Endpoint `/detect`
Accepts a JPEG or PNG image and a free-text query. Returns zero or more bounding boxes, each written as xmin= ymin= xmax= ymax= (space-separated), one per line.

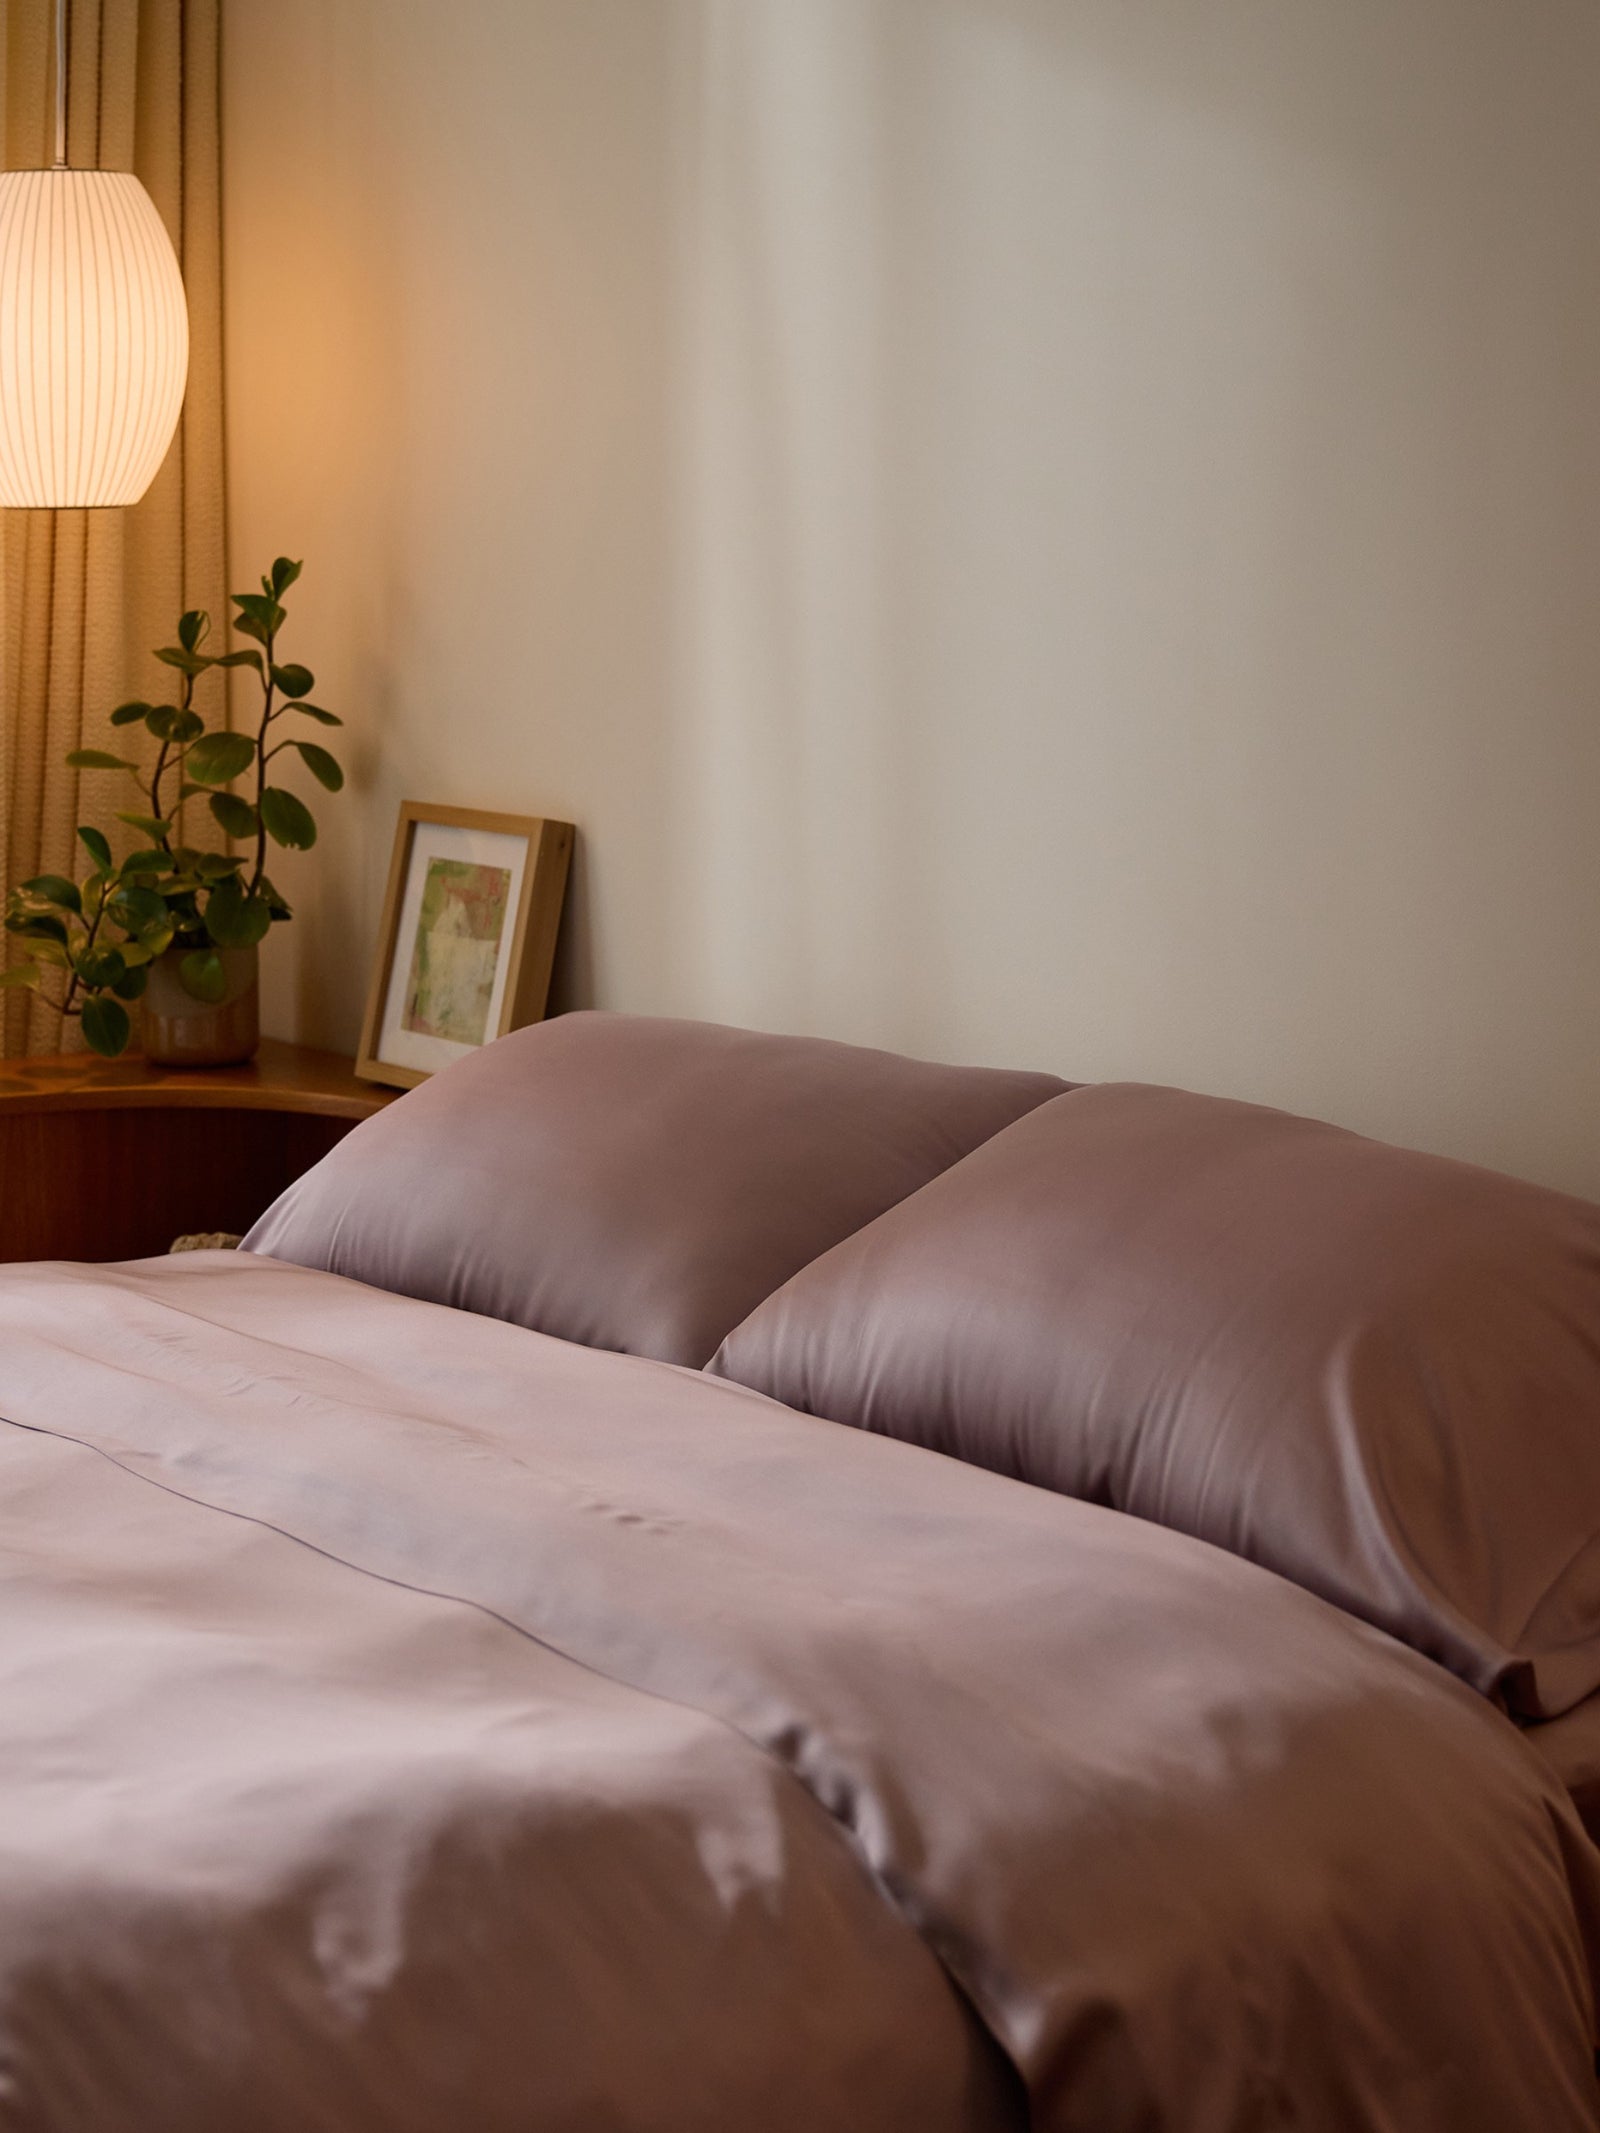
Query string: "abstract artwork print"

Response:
xmin=401 ymin=859 xmax=512 ymax=1045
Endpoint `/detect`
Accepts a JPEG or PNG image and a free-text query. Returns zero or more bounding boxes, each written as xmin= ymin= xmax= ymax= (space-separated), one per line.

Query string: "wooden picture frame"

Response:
xmin=355 ymin=802 xmax=574 ymax=1091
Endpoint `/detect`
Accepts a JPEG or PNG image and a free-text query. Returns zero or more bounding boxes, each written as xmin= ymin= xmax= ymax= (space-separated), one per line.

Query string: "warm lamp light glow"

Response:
xmin=0 ymin=168 xmax=188 ymax=509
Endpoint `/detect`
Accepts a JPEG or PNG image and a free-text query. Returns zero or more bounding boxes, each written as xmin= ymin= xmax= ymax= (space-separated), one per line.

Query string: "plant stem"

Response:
xmin=147 ymin=670 xmax=195 ymax=848
xmin=248 ymin=632 xmax=277 ymax=900
xmin=147 ymin=737 xmax=172 ymax=841
xmin=60 ymin=883 xmax=107 ymax=1019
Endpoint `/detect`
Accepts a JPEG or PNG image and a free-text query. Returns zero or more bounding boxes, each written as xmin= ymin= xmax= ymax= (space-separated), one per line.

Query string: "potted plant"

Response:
xmin=1 ymin=557 xmax=342 ymax=1063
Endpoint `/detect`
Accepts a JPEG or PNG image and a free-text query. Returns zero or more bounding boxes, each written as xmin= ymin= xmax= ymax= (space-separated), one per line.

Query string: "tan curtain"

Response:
xmin=0 ymin=0 xmax=224 ymax=1056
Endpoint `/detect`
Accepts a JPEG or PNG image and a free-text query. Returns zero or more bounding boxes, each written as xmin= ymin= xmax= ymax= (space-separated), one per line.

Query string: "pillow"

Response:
xmin=710 ymin=1082 xmax=1600 ymax=1719
xmin=243 ymin=1012 xmax=1066 ymax=1368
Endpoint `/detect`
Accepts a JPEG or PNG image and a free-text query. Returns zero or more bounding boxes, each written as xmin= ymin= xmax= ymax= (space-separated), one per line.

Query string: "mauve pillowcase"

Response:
xmin=710 ymin=1082 xmax=1600 ymax=1719
xmin=244 ymin=1012 xmax=1066 ymax=1369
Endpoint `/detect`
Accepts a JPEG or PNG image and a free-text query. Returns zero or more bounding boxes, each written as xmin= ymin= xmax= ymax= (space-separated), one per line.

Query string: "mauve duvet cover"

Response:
xmin=1 ymin=1254 xmax=1598 ymax=2133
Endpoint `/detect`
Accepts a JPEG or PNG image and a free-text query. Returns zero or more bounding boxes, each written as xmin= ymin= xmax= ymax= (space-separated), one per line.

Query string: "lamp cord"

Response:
xmin=52 ymin=0 xmax=67 ymax=168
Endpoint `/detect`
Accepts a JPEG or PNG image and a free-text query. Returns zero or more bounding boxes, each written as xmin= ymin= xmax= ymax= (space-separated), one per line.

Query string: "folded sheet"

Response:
xmin=1 ymin=1254 xmax=1597 ymax=2132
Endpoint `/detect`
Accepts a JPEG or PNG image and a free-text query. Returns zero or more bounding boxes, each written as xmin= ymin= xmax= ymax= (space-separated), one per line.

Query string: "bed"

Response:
xmin=2 ymin=1012 xmax=1598 ymax=2132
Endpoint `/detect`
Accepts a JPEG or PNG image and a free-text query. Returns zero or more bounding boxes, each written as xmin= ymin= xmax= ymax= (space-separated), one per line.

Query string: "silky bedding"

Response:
xmin=713 ymin=1081 xmax=1600 ymax=1719
xmin=1533 ymin=1692 xmax=1600 ymax=1849
xmin=5 ymin=1013 xmax=1600 ymax=2132
xmin=2 ymin=1252 xmax=1599 ymax=2132
xmin=244 ymin=1011 xmax=1067 ymax=1365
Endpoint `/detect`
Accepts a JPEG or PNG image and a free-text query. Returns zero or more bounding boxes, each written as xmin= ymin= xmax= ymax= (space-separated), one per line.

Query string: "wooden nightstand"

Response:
xmin=0 ymin=1038 xmax=398 ymax=1264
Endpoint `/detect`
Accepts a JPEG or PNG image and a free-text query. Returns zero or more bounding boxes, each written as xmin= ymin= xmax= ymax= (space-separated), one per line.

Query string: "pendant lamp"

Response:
xmin=0 ymin=0 xmax=188 ymax=508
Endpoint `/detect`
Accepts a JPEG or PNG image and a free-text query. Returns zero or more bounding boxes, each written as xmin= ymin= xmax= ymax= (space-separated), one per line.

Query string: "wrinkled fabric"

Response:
xmin=2 ymin=1254 xmax=1598 ymax=2130
xmin=0 ymin=1310 xmax=1014 ymax=2131
xmin=1531 ymin=1692 xmax=1600 ymax=1849
xmin=714 ymin=1081 xmax=1600 ymax=1719
xmin=244 ymin=1011 xmax=1066 ymax=1365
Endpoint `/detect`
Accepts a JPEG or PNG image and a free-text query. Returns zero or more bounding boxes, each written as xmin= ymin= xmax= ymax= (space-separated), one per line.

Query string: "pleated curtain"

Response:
xmin=0 ymin=0 xmax=224 ymax=1056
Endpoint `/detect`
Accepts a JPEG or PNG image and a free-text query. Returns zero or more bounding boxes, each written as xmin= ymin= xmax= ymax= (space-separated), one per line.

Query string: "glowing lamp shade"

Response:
xmin=0 ymin=168 xmax=188 ymax=509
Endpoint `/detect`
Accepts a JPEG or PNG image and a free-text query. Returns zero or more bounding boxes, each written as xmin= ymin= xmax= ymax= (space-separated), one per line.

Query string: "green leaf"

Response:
xmin=258 ymin=875 xmax=294 ymax=921
xmin=109 ymin=700 xmax=152 ymax=727
xmin=75 ymin=944 xmax=127 ymax=990
xmin=290 ymin=740 xmax=343 ymax=792
xmin=214 ymin=649 xmax=264 ymax=673
xmin=13 ymin=913 xmax=68 ymax=946
xmin=209 ymin=792 xmax=259 ymax=839
xmin=112 ymin=964 xmax=149 ymax=1002
xmin=233 ymin=612 xmax=270 ymax=647
xmin=166 ymin=708 xmax=206 ymax=746
xmin=134 ymin=921 xmax=175 ymax=960
xmin=185 ymin=731 xmax=258 ymax=787
xmin=232 ymin=592 xmax=286 ymax=636
xmin=288 ymin=702 xmax=342 ymax=727
xmin=77 ymin=826 xmax=113 ymax=872
xmin=259 ymin=786 xmax=317 ymax=850
xmin=197 ymin=852 xmax=244 ymax=880
xmin=115 ymin=812 xmax=173 ymax=840
xmin=118 ymin=849 xmax=170 ymax=879
xmin=270 ymin=662 xmax=315 ymax=699
xmin=204 ymin=873 xmax=273 ymax=949
xmin=269 ymin=557 xmax=303 ymax=596
xmin=154 ymin=647 xmax=210 ymax=676
xmin=178 ymin=949 xmax=228 ymax=1003
xmin=0 ymin=961 xmax=41 ymax=990
xmin=19 ymin=874 xmax=81 ymax=914
xmin=108 ymin=883 xmax=170 ymax=931
xmin=67 ymin=749 xmax=137 ymax=772
xmin=80 ymin=994 xmax=131 ymax=1058
xmin=177 ymin=609 xmax=211 ymax=654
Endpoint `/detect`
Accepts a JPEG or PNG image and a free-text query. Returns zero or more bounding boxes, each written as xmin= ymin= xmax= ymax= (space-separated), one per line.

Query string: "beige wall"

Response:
xmin=221 ymin=0 xmax=1600 ymax=1195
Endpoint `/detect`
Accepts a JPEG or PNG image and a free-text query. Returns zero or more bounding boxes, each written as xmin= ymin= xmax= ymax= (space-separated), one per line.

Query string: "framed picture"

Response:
xmin=356 ymin=802 xmax=574 ymax=1090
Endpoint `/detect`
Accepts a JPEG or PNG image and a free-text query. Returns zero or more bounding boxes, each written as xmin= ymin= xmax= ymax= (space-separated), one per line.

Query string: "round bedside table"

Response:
xmin=0 ymin=1037 xmax=397 ymax=1263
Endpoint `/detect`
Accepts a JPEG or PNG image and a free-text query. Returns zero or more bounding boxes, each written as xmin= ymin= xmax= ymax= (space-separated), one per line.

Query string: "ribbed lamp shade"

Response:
xmin=0 ymin=168 xmax=188 ymax=508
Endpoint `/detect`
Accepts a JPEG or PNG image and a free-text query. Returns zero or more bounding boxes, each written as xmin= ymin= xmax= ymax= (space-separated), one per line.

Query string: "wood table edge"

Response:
xmin=0 ymin=1038 xmax=398 ymax=1122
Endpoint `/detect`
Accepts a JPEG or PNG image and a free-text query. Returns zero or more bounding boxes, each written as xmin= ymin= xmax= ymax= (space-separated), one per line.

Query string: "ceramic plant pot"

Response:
xmin=141 ymin=944 xmax=260 ymax=1068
